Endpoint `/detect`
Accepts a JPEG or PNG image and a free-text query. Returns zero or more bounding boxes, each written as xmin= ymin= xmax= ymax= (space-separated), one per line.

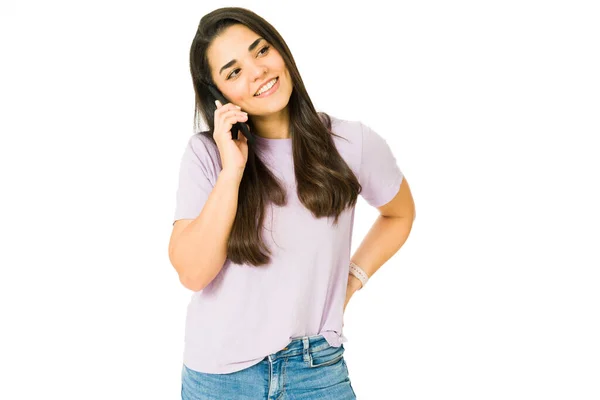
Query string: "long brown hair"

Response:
xmin=189 ymin=7 xmax=362 ymax=266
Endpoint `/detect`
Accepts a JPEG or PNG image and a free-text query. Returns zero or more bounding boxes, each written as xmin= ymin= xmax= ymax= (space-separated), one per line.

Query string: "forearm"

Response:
xmin=171 ymin=170 xmax=243 ymax=291
xmin=349 ymin=215 xmax=414 ymax=290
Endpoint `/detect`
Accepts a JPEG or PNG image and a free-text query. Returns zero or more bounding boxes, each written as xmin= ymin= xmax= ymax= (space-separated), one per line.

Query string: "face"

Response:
xmin=207 ymin=24 xmax=293 ymax=117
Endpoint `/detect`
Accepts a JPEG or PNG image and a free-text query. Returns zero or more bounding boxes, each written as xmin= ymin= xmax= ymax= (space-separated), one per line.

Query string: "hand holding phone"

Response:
xmin=210 ymin=87 xmax=251 ymax=175
xmin=208 ymin=84 xmax=256 ymax=145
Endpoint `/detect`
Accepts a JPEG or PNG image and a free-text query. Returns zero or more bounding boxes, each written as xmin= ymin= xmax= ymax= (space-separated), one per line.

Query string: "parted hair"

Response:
xmin=189 ymin=7 xmax=362 ymax=266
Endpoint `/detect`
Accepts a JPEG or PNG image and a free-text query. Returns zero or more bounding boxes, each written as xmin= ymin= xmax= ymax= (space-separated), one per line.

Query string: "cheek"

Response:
xmin=269 ymin=50 xmax=285 ymax=70
xmin=226 ymin=87 xmax=247 ymax=103
xmin=284 ymin=69 xmax=293 ymax=88
xmin=233 ymin=94 xmax=246 ymax=103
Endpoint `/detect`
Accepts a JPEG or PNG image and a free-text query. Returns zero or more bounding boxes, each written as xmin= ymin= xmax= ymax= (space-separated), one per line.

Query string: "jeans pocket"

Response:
xmin=308 ymin=344 xmax=345 ymax=368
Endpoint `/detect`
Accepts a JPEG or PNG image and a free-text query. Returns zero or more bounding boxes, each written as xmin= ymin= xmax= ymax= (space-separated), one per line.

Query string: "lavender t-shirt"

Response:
xmin=173 ymin=115 xmax=403 ymax=374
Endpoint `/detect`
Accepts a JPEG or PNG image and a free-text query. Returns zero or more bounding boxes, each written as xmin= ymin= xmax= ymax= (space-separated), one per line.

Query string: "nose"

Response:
xmin=250 ymin=62 xmax=268 ymax=82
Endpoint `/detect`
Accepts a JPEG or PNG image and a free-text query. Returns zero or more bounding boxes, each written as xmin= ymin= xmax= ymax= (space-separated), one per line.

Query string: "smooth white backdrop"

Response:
xmin=1 ymin=0 xmax=599 ymax=399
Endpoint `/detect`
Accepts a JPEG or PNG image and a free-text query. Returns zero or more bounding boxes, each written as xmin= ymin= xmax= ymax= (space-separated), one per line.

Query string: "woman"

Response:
xmin=169 ymin=6 xmax=416 ymax=399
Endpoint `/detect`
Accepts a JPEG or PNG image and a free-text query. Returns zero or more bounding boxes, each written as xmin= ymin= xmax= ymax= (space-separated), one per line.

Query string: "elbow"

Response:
xmin=169 ymin=247 xmax=223 ymax=292
xmin=170 ymin=252 xmax=207 ymax=292
xmin=179 ymin=274 xmax=206 ymax=292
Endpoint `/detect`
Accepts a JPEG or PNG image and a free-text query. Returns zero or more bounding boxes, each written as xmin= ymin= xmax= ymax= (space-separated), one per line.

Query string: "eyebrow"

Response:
xmin=219 ymin=37 xmax=265 ymax=76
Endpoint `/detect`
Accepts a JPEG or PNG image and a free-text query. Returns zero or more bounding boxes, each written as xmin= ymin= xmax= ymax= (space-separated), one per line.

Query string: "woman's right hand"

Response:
xmin=213 ymin=100 xmax=250 ymax=177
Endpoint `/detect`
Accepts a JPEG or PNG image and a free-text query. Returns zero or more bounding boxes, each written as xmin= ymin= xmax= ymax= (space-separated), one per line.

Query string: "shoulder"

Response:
xmin=186 ymin=131 xmax=221 ymax=163
xmin=323 ymin=113 xmax=364 ymax=144
xmin=330 ymin=116 xmax=391 ymax=149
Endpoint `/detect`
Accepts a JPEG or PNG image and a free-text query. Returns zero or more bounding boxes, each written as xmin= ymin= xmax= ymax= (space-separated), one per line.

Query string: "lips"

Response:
xmin=254 ymin=77 xmax=278 ymax=96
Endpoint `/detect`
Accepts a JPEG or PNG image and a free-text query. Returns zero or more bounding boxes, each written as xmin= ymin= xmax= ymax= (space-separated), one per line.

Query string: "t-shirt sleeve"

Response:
xmin=172 ymin=135 xmax=218 ymax=225
xmin=359 ymin=121 xmax=404 ymax=208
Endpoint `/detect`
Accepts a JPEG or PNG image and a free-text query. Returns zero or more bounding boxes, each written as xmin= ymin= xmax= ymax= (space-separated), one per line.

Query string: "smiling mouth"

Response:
xmin=254 ymin=77 xmax=279 ymax=96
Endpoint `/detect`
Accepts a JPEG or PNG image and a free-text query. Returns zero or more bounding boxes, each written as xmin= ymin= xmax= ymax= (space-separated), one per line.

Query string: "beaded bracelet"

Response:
xmin=349 ymin=261 xmax=369 ymax=290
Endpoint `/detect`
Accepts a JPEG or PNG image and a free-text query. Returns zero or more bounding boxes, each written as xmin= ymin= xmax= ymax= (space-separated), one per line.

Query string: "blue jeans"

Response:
xmin=181 ymin=334 xmax=357 ymax=399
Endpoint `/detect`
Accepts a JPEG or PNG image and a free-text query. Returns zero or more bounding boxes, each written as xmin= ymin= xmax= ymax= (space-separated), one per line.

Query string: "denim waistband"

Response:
xmin=267 ymin=334 xmax=334 ymax=362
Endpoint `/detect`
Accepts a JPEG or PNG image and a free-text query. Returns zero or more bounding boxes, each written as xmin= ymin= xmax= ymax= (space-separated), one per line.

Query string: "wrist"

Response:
xmin=347 ymin=274 xmax=363 ymax=292
xmin=219 ymin=168 xmax=244 ymax=182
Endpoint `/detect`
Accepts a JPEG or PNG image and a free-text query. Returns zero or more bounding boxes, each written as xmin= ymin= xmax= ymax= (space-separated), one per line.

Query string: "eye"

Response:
xmin=258 ymin=45 xmax=270 ymax=56
xmin=226 ymin=45 xmax=271 ymax=80
xmin=227 ymin=69 xmax=240 ymax=80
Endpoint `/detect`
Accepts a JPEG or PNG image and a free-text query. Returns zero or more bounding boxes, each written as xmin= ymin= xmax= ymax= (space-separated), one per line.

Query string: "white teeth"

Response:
xmin=255 ymin=78 xmax=277 ymax=96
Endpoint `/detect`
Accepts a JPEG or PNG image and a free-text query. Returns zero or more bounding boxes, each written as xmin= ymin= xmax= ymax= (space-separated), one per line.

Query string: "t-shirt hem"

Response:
xmin=183 ymin=330 xmax=348 ymax=374
xmin=183 ymin=355 xmax=265 ymax=375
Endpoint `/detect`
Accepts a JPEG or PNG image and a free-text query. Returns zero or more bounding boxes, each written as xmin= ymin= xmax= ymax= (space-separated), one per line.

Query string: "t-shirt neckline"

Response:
xmin=254 ymin=134 xmax=292 ymax=152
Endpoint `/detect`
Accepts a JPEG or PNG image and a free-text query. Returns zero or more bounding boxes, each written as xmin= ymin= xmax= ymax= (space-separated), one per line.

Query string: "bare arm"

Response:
xmin=169 ymin=169 xmax=243 ymax=291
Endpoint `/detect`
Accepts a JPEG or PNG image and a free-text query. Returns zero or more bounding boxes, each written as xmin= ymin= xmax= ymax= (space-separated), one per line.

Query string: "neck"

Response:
xmin=250 ymin=107 xmax=290 ymax=139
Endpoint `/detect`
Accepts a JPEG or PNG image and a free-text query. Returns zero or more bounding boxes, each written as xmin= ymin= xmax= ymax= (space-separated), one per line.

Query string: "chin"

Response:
xmin=252 ymin=96 xmax=291 ymax=116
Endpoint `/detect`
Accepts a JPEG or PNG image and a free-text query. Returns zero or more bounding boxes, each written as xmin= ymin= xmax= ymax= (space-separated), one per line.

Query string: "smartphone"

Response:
xmin=207 ymin=84 xmax=256 ymax=145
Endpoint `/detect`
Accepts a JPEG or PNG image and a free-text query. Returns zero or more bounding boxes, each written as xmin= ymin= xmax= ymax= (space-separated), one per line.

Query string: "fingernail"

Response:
xmin=235 ymin=105 xmax=241 ymax=109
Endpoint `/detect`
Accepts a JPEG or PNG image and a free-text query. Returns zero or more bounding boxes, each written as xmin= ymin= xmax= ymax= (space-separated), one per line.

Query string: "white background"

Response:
xmin=1 ymin=0 xmax=599 ymax=399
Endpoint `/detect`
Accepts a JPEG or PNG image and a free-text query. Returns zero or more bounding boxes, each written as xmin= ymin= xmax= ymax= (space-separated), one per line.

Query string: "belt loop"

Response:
xmin=302 ymin=337 xmax=310 ymax=362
